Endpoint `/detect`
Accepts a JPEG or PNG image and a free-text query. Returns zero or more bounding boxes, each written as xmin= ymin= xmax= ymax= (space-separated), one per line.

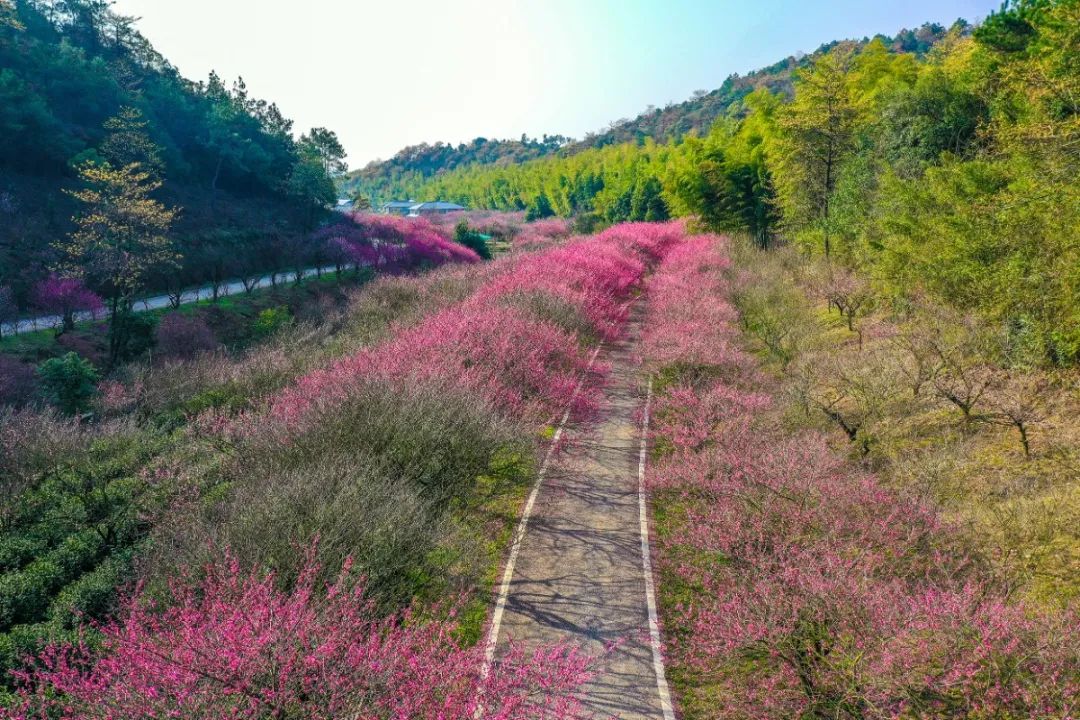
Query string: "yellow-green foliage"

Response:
xmin=729 ymin=237 xmax=1080 ymax=606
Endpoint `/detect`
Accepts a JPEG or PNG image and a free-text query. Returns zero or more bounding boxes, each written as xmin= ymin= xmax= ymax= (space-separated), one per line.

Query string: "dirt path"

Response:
xmin=484 ymin=309 xmax=675 ymax=719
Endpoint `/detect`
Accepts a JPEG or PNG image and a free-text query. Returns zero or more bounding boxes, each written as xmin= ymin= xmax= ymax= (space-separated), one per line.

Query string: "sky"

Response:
xmin=110 ymin=0 xmax=1001 ymax=168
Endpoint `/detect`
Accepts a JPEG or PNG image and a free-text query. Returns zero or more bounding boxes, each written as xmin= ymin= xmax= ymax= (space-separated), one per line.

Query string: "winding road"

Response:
xmin=483 ymin=308 xmax=676 ymax=719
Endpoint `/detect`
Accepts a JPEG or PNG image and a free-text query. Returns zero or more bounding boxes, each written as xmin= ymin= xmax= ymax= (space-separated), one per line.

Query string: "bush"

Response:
xmin=111 ymin=310 xmax=157 ymax=362
xmin=453 ymin=221 xmax=492 ymax=260
xmin=155 ymin=312 xmax=218 ymax=359
xmin=37 ymin=352 xmax=99 ymax=415
xmin=252 ymin=306 xmax=291 ymax=339
xmin=0 ymin=535 xmax=49 ymax=574
xmin=0 ymin=356 xmax=35 ymax=407
xmin=48 ymin=549 xmax=135 ymax=629
xmin=214 ymin=380 xmax=526 ymax=606
xmin=0 ymin=530 xmax=106 ymax=629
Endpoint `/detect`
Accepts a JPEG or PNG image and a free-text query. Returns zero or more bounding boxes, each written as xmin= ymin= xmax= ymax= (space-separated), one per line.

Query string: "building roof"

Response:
xmin=409 ymin=201 xmax=466 ymax=211
xmin=382 ymin=200 xmax=416 ymax=208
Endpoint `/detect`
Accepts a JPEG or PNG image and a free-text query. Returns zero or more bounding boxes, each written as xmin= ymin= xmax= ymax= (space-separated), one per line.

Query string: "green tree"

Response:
xmin=38 ymin=352 xmax=99 ymax=415
xmin=60 ymin=162 xmax=177 ymax=365
xmin=453 ymin=220 xmax=491 ymax=259
xmin=667 ymin=90 xmax=780 ymax=246
xmin=630 ymin=176 xmax=669 ymax=221
xmin=525 ymin=192 xmax=555 ymax=221
xmin=772 ymin=45 xmax=858 ymax=256
xmin=287 ymin=127 xmax=344 ymax=232
xmin=300 ymin=127 xmax=348 ymax=177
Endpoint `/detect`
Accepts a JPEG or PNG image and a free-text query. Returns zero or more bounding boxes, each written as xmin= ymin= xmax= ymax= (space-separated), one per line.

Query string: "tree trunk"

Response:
xmin=1017 ymin=422 xmax=1031 ymax=458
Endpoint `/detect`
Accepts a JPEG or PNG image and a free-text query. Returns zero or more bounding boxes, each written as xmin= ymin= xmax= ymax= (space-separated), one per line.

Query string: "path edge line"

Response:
xmin=639 ymin=376 xmax=677 ymax=720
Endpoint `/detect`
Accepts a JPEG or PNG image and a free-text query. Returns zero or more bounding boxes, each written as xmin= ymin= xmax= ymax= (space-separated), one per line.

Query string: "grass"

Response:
xmin=436 ymin=448 xmax=535 ymax=645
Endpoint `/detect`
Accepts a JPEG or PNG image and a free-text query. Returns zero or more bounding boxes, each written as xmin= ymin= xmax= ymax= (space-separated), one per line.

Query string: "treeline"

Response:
xmin=0 ymin=0 xmax=344 ymax=314
xmin=350 ymin=20 xmax=958 ymax=209
xmin=340 ymin=134 xmax=571 ymax=207
xmin=409 ymin=1 xmax=1079 ymax=364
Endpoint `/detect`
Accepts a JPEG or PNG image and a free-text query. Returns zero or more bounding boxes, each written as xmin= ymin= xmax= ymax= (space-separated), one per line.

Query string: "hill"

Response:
xmin=568 ymin=21 xmax=960 ymax=153
xmin=339 ymin=134 xmax=571 ymax=207
xmin=406 ymin=4 xmax=1079 ymax=364
xmin=0 ymin=0 xmax=342 ymax=311
xmin=343 ymin=21 xmax=963 ymax=206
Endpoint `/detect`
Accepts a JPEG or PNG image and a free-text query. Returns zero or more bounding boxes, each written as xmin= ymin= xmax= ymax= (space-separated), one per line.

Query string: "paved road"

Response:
xmin=485 ymin=309 xmax=675 ymax=719
xmin=1 ymin=265 xmax=340 ymax=336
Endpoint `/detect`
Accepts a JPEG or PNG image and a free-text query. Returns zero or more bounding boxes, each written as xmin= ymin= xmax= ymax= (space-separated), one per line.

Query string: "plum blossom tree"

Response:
xmin=3 ymin=551 xmax=594 ymax=720
xmin=31 ymin=276 xmax=103 ymax=333
xmin=641 ymin=233 xmax=1080 ymax=719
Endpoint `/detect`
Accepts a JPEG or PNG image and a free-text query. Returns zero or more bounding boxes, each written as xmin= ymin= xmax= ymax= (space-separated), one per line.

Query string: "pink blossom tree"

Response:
xmin=4 ymin=552 xmax=594 ymax=720
xmin=640 ymin=234 xmax=1080 ymax=719
xmin=31 ymin=276 xmax=104 ymax=333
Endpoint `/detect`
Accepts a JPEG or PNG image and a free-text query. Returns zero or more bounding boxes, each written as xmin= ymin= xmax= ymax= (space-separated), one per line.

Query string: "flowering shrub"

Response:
xmin=314 ymin=213 xmax=481 ymax=273
xmin=642 ymin=235 xmax=1080 ymax=718
xmin=269 ymin=221 xmax=686 ymax=433
xmin=2 ymin=552 xmax=593 ymax=720
xmin=270 ymin=305 xmax=600 ymax=431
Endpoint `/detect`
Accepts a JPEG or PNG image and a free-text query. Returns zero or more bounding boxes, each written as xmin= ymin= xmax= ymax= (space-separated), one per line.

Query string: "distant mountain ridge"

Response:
xmin=342 ymin=20 xmax=964 ymax=205
xmin=339 ymin=135 xmax=571 ymax=206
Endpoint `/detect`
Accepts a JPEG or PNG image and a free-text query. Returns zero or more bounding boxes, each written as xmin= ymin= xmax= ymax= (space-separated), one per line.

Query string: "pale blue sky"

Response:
xmin=111 ymin=0 xmax=1000 ymax=167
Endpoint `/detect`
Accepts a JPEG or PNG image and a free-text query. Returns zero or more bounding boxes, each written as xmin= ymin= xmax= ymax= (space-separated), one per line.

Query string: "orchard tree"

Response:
xmin=31 ymin=275 xmax=103 ymax=333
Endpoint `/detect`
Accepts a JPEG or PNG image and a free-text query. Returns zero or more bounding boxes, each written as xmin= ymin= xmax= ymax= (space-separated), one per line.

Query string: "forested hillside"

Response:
xmin=345 ymin=21 xmax=960 ymax=208
xmin=0 ymin=0 xmax=343 ymax=312
xmin=406 ymin=1 xmax=1079 ymax=364
xmin=568 ymin=21 xmax=961 ymax=153
xmin=339 ymin=135 xmax=571 ymax=207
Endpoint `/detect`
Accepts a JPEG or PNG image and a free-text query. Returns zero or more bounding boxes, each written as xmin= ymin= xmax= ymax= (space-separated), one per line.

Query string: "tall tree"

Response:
xmin=100 ymin=105 xmax=164 ymax=177
xmin=299 ymin=127 xmax=348 ymax=177
xmin=60 ymin=162 xmax=177 ymax=363
xmin=288 ymin=132 xmax=338 ymax=233
xmin=772 ymin=45 xmax=858 ymax=257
